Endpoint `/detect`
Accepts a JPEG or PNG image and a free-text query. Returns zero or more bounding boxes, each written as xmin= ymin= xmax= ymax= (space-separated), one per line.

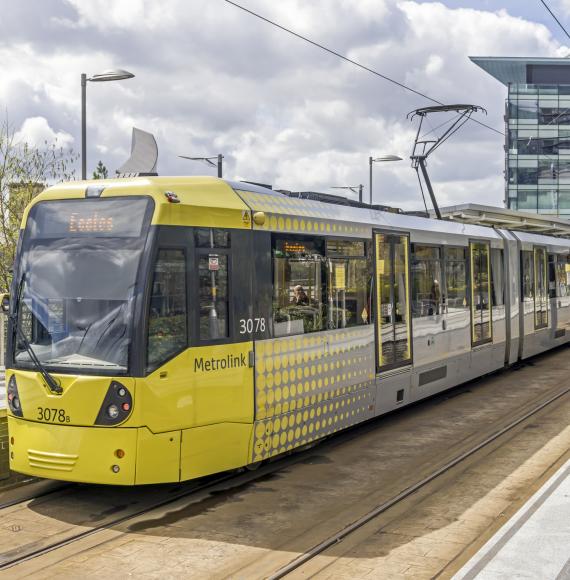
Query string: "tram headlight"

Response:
xmin=94 ymin=381 xmax=133 ymax=426
xmin=107 ymin=404 xmax=120 ymax=419
xmin=7 ymin=375 xmax=23 ymax=418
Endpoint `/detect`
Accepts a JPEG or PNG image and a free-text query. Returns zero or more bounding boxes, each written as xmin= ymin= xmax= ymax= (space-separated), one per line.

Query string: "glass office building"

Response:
xmin=471 ymin=57 xmax=570 ymax=216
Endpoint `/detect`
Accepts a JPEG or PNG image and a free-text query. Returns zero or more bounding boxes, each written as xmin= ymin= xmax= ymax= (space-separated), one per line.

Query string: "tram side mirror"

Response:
xmin=0 ymin=293 xmax=10 ymax=314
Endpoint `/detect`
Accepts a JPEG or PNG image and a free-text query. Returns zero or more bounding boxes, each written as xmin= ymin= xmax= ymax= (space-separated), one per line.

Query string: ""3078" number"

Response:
xmin=37 ymin=407 xmax=70 ymax=423
xmin=239 ymin=317 xmax=266 ymax=334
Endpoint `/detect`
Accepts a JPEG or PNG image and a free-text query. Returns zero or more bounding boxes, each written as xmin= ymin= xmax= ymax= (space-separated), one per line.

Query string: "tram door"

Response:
xmin=374 ymin=232 xmax=412 ymax=371
xmin=470 ymin=241 xmax=492 ymax=346
xmin=550 ymin=253 xmax=570 ymax=334
xmin=534 ymin=247 xmax=548 ymax=329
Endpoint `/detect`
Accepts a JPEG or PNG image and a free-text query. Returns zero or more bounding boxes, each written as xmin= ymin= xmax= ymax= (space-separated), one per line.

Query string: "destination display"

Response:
xmin=28 ymin=197 xmax=152 ymax=239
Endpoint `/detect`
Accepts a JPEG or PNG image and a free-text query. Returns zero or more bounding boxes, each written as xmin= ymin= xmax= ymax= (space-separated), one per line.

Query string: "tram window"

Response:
xmin=198 ymin=254 xmax=229 ymax=340
xmin=147 ymin=249 xmax=187 ymax=370
xmin=411 ymin=246 xmax=442 ymax=317
xmin=521 ymin=251 xmax=534 ymax=301
xmin=195 ymin=228 xmax=230 ymax=248
xmin=445 ymin=247 xmax=468 ymax=312
xmin=558 ymin=256 xmax=570 ymax=296
xmin=326 ymin=239 xmax=365 ymax=257
xmin=549 ymin=254 xmax=557 ymax=299
xmin=534 ymin=247 xmax=548 ymax=329
xmin=273 ymin=237 xmax=325 ymax=336
xmin=490 ymin=249 xmax=505 ymax=306
xmin=470 ymin=242 xmax=492 ymax=345
xmin=375 ymin=233 xmax=411 ymax=369
xmin=326 ymin=250 xmax=372 ymax=329
xmin=556 ymin=255 xmax=570 ymax=296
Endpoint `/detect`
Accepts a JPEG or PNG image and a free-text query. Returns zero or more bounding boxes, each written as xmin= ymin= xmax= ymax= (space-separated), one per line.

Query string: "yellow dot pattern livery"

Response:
xmin=236 ymin=190 xmax=372 ymax=238
xmin=251 ymin=326 xmax=376 ymax=463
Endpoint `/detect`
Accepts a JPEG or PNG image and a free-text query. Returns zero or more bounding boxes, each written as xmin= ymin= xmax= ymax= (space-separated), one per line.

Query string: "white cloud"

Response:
xmin=425 ymin=55 xmax=444 ymax=76
xmin=62 ymin=0 xmax=175 ymax=31
xmin=0 ymin=1 xmax=567 ymax=209
xmin=14 ymin=117 xmax=74 ymax=148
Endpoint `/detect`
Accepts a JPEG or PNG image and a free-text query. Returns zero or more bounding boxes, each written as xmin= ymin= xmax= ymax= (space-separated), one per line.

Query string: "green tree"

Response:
xmin=0 ymin=117 xmax=77 ymax=291
xmin=92 ymin=160 xmax=108 ymax=180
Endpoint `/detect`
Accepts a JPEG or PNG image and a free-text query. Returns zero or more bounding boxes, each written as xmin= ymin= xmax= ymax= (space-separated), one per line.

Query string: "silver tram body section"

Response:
xmin=230 ymin=184 xmax=570 ymax=462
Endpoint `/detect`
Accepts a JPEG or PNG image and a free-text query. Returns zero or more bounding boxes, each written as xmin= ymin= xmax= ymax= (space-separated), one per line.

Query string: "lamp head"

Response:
xmin=88 ymin=69 xmax=135 ymax=82
xmin=372 ymin=155 xmax=403 ymax=162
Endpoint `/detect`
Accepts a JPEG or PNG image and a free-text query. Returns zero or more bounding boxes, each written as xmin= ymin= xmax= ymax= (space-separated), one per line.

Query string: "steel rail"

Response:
xmin=0 ymin=406 xmax=394 ymax=570
xmin=0 ymin=380 xmax=567 ymax=573
xmin=268 ymin=385 xmax=570 ymax=579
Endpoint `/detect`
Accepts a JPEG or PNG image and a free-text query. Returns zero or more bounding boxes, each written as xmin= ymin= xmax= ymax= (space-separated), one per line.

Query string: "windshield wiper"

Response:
xmin=12 ymin=274 xmax=62 ymax=395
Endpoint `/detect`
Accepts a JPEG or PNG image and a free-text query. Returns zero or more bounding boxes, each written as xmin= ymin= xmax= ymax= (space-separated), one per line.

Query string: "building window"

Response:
xmin=538 ymin=190 xmax=558 ymax=212
xmin=516 ymin=138 xmax=539 ymax=154
xmin=147 ymin=249 xmax=187 ymax=370
xmin=518 ymin=191 xmax=539 ymax=212
xmin=538 ymin=159 xmax=557 ymax=180
xmin=514 ymin=167 xmax=539 ymax=184
xmin=511 ymin=101 xmax=538 ymax=119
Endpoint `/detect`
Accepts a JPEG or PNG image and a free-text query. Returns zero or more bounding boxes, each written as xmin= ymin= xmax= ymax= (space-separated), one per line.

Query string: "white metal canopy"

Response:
xmin=435 ymin=204 xmax=570 ymax=238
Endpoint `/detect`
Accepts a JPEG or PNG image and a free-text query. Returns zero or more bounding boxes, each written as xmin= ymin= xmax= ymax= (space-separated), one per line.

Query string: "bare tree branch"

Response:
xmin=0 ymin=116 xmax=78 ymax=291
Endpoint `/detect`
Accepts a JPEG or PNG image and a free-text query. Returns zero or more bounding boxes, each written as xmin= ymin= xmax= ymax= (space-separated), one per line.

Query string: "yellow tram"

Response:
xmin=6 ymin=176 xmax=570 ymax=484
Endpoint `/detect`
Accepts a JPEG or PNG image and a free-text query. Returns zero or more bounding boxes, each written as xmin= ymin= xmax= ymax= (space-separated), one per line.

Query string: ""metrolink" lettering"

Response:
xmin=194 ymin=354 xmax=247 ymax=373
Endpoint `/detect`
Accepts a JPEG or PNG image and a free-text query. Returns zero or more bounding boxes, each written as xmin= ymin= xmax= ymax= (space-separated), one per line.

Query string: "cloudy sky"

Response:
xmin=1 ymin=0 xmax=570 ymax=210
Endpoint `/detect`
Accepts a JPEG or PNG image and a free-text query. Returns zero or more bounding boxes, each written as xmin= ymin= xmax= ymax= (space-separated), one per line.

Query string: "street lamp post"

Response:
xmin=179 ymin=154 xmax=224 ymax=178
xmin=81 ymin=69 xmax=135 ymax=180
xmin=369 ymin=155 xmax=403 ymax=205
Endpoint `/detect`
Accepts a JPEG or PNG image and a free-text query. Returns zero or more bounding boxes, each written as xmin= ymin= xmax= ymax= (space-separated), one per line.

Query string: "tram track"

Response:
xmin=0 ymin=408 xmax=403 ymax=571
xmin=0 ymin=480 xmax=73 ymax=511
xmin=0 ymin=368 xmax=568 ymax=576
xmin=267 ymin=385 xmax=570 ymax=579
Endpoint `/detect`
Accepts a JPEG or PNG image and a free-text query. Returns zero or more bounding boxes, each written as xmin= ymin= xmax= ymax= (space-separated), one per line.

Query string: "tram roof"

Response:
xmin=30 ymin=177 xmax=570 ymax=242
xmin=229 ymin=180 xmax=504 ymax=241
xmin=23 ymin=176 xmax=252 ymax=230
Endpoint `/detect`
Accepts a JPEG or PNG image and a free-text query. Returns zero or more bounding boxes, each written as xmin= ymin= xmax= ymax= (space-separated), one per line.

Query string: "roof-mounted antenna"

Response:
xmin=407 ymin=104 xmax=486 ymax=219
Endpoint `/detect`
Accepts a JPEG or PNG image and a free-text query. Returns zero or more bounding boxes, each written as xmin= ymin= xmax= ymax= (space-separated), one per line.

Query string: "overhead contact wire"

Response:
xmin=224 ymin=0 xmax=504 ymax=136
xmin=539 ymin=0 xmax=570 ymax=41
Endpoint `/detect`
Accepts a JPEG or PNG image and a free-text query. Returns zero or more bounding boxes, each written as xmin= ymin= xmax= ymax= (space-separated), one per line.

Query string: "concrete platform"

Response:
xmin=454 ymin=459 xmax=570 ymax=580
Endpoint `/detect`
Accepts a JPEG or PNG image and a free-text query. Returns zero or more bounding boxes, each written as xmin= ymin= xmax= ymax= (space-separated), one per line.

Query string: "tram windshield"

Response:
xmin=13 ymin=197 xmax=153 ymax=374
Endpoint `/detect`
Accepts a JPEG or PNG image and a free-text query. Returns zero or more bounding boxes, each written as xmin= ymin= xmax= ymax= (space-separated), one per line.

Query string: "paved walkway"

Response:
xmin=454 ymin=459 xmax=570 ymax=580
xmin=4 ymin=347 xmax=570 ymax=579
